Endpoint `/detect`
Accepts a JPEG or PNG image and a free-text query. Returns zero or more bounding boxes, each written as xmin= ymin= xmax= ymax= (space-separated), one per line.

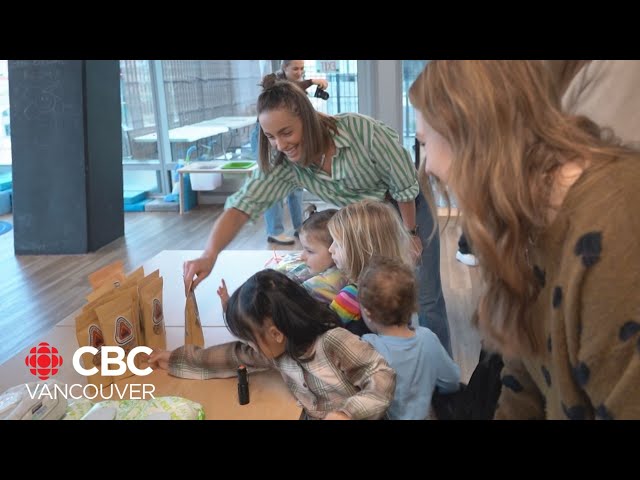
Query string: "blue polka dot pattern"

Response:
xmin=574 ymin=232 xmax=602 ymax=268
xmin=572 ymin=362 xmax=590 ymax=387
xmin=533 ymin=265 xmax=546 ymax=288
xmin=541 ymin=365 xmax=551 ymax=386
xmin=552 ymin=286 xmax=563 ymax=308
xmin=619 ymin=321 xmax=640 ymax=341
xmin=502 ymin=375 xmax=524 ymax=392
xmin=595 ymin=404 xmax=614 ymax=420
xmin=562 ymin=403 xmax=586 ymax=420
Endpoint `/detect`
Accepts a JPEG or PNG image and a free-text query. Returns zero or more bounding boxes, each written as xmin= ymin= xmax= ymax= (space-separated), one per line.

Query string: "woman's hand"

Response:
xmin=183 ymin=255 xmax=216 ymax=294
xmin=217 ymin=278 xmax=230 ymax=312
xmin=148 ymin=350 xmax=172 ymax=371
xmin=313 ymin=79 xmax=329 ymax=90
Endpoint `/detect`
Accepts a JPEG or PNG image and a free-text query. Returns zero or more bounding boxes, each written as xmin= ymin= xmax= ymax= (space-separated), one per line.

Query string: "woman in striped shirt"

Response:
xmin=183 ymin=75 xmax=451 ymax=354
xmin=258 ymin=60 xmax=329 ymax=246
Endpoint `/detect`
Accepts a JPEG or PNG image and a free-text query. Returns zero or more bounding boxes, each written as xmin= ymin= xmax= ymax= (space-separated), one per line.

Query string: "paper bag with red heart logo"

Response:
xmin=95 ymin=293 xmax=141 ymax=382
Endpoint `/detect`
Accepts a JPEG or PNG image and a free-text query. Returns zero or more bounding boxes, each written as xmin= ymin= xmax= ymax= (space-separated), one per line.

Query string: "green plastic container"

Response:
xmin=220 ymin=161 xmax=255 ymax=169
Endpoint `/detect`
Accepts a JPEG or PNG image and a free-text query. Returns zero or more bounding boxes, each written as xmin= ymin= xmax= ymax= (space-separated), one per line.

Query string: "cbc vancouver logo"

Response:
xmin=23 ymin=342 xmax=156 ymax=400
xmin=25 ymin=342 xmax=154 ymax=378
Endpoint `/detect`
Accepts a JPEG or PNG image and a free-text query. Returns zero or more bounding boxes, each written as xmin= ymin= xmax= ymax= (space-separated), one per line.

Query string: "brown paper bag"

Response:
xmin=88 ymin=261 xmax=124 ymax=290
xmin=140 ymin=276 xmax=166 ymax=350
xmin=95 ymin=293 xmax=141 ymax=382
xmin=185 ymin=281 xmax=205 ymax=347
xmin=127 ymin=269 xmax=161 ymax=344
xmin=86 ymin=272 xmax=126 ymax=303
xmin=83 ymin=284 xmax=134 ymax=314
xmin=83 ymin=286 xmax=141 ymax=347
xmin=75 ymin=309 xmax=113 ymax=388
xmin=124 ymin=266 xmax=145 ymax=284
xmin=135 ymin=269 xmax=160 ymax=291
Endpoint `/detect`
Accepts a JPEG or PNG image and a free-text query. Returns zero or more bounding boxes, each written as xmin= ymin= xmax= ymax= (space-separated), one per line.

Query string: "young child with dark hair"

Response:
xmin=149 ymin=269 xmax=395 ymax=420
xmin=359 ymin=256 xmax=460 ymax=420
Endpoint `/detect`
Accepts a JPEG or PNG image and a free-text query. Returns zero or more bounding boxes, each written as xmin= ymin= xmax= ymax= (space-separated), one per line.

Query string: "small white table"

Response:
xmin=133 ymin=117 xmax=256 ymax=157
xmin=177 ymin=161 xmax=258 ymax=214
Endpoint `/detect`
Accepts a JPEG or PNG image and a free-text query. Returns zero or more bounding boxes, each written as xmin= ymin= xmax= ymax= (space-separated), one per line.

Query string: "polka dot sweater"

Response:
xmin=495 ymin=156 xmax=640 ymax=420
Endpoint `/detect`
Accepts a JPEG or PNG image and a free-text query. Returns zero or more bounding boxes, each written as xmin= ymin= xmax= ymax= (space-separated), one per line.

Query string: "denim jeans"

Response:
xmin=250 ymin=121 xmax=259 ymax=159
xmin=264 ymin=189 xmax=304 ymax=236
xmin=415 ymin=190 xmax=452 ymax=356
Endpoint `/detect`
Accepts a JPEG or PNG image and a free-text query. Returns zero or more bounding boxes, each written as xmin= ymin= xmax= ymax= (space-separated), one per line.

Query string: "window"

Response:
xmin=303 ymin=60 xmax=358 ymax=114
xmin=121 ymin=60 xmax=266 ymax=194
xmin=401 ymin=60 xmax=428 ymax=151
xmin=0 ymin=60 xmax=11 ymax=171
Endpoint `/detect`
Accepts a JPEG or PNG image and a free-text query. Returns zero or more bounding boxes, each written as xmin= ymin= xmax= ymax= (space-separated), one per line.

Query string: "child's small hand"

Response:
xmin=324 ymin=411 xmax=350 ymax=420
xmin=217 ymin=279 xmax=230 ymax=311
xmin=148 ymin=350 xmax=171 ymax=371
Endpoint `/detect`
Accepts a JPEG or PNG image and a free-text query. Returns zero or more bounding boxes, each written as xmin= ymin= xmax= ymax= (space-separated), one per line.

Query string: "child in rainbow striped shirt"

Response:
xmin=327 ymin=200 xmax=414 ymax=336
xmin=282 ymin=208 xmax=348 ymax=304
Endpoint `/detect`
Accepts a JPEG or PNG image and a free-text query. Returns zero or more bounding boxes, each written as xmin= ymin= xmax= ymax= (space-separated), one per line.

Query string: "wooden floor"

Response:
xmin=0 ymin=206 xmax=483 ymax=381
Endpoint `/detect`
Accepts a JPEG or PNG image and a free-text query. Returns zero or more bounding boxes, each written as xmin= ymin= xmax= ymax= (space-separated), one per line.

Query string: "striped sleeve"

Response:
xmin=369 ymin=119 xmax=419 ymax=202
xmin=224 ymin=164 xmax=299 ymax=221
xmin=168 ymin=342 xmax=273 ymax=380
xmin=330 ymin=284 xmax=361 ymax=324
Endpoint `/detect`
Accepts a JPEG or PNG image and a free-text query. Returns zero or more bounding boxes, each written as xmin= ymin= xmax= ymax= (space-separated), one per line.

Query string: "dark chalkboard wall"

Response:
xmin=9 ymin=60 xmax=123 ymax=254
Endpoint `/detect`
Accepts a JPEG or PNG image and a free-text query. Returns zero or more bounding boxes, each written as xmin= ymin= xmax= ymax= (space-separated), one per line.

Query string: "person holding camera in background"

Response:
xmin=250 ymin=60 xmax=330 ymax=245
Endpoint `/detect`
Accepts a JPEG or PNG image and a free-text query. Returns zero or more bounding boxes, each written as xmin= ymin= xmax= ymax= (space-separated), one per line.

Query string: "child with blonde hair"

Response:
xmin=327 ymin=200 xmax=413 ymax=335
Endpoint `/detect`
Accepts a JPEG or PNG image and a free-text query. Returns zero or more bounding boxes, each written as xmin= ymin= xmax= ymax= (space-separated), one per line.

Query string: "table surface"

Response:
xmin=0 ymin=250 xmax=301 ymax=420
xmin=134 ymin=124 xmax=229 ymax=144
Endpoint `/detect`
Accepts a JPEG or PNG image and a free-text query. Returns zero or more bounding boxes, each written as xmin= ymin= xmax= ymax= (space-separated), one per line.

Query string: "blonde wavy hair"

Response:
xmin=327 ymin=200 xmax=413 ymax=283
xmin=409 ymin=60 xmax=632 ymax=356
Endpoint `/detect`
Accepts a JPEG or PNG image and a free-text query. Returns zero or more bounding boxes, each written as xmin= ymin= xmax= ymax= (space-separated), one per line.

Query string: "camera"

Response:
xmin=314 ymin=87 xmax=330 ymax=100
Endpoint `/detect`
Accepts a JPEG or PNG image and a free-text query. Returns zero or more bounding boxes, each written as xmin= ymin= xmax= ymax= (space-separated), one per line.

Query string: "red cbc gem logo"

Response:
xmin=25 ymin=342 xmax=63 ymax=380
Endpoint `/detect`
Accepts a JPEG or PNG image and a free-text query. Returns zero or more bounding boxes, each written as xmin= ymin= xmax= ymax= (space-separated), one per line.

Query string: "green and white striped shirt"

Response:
xmin=225 ymin=112 xmax=419 ymax=221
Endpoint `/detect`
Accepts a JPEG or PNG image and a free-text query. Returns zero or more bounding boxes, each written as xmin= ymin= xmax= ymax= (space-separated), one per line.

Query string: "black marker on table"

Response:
xmin=237 ymin=365 xmax=250 ymax=405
